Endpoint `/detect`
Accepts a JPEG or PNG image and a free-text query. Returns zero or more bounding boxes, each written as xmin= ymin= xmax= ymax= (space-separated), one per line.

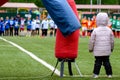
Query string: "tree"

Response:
xmin=34 ymin=0 xmax=44 ymax=7
xmin=75 ymin=0 xmax=120 ymax=4
xmin=9 ymin=0 xmax=120 ymax=7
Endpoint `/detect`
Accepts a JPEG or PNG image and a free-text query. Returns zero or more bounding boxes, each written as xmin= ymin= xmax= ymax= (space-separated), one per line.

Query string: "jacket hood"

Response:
xmin=96 ymin=12 xmax=108 ymax=27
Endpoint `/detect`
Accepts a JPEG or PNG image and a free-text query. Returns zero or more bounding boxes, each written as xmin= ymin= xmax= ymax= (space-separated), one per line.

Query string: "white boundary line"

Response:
xmin=0 ymin=37 xmax=63 ymax=76
xmin=0 ymin=45 xmax=13 ymax=47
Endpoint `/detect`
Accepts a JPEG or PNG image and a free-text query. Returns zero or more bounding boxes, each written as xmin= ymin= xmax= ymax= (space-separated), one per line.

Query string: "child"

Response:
xmin=89 ymin=12 xmax=114 ymax=78
xmin=49 ymin=19 xmax=55 ymax=36
xmin=0 ymin=17 xmax=5 ymax=36
xmin=31 ymin=19 xmax=36 ymax=36
xmin=81 ymin=16 xmax=88 ymax=37
xmin=26 ymin=17 xmax=32 ymax=37
xmin=41 ymin=18 xmax=49 ymax=37
xmin=4 ymin=16 xmax=10 ymax=36
xmin=87 ymin=17 xmax=93 ymax=37
xmin=112 ymin=16 xmax=117 ymax=37
xmin=14 ymin=20 xmax=19 ymax=36
xmin=9 ymin=17 xmax=15 ymax=36
xmin=115 ymin=17 xmax=120 ymax=38
xmin=20 ymin=17 xmax=25 ymax=32
xmin=35 ymin=16 xmax=40 ymax=35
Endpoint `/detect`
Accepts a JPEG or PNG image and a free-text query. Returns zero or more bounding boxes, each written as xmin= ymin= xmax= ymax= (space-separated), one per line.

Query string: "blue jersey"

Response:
xmin=0 ymin=21 xmax=5 ymax=32
xmin=9 ymin=20 xmax=15 ymax=27
xmin=27 ymin=20 xmax=32 ymax=30
xmin=14 ymin=20 xmax=19 ymax=29
xmin=5 ymin=20 xmax=10 ymax=29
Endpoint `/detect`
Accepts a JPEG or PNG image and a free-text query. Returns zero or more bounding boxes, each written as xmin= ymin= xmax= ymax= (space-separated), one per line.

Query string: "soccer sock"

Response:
xmin=117 ymin=32 xmax=120 ymax=38
xmin=82 ymin=31 xmax=85 ymax=37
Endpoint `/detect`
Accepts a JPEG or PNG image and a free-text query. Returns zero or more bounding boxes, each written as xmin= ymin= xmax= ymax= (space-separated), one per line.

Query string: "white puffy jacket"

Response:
xmin=89 ymin=12 xmax=114 ymax=56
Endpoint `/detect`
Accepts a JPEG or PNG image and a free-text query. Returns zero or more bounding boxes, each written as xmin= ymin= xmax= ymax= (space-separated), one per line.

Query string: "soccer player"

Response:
xmin=9 ymin=17 xmax=15 ymax=36
xmin=115 ymin=17 xmax=120 ymax=38
xmin=112 ymin=16 xmax=117 ymax=37
xmin=49 ymin=18 xmax=55 ymax=36
xmin=26 ymin=17 xmax=32 ymax=37
xmin=87 ymin=17 xmax=93 ymax=37
xmin=20 ymin=17 xmax=25 ymax=32
xmin=0 ymin=17 xmax=5 ymax=36
xmin=14 ymin=20 xmax=19 ymax=36
xmin=41 ymin=18 xmax=49 ymax=37
xmin=81 ymin=16 xmax=88 ymax=37
xmin=108 ymin=16 xmax=112 ymax=28
xmin=31 ymin=18 xmax=36 ymax=36
xmin=4 ymin=16 xmax=10 ymax=36
xmin=92 ymin=15 xmax=97 ymax=30
xmin=35 ymin=16 xmax=40 ymax=35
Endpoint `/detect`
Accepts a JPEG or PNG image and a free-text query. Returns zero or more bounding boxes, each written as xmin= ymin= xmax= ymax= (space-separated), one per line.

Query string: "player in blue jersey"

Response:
xmin=4 ymin=16 xmax=10 ymax=36
xmin=0 ymin=17 xmax=5 ymax=36
xmin=26 ymin=17 xmax=32 ymax=37
xmin=14 ymin=20 xmax=19 ymax=36
xmin=9 ymin=17 xmax=15 ymax=36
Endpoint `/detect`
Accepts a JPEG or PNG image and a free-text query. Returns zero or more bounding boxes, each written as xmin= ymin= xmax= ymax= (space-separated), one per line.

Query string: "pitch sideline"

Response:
xmin=0 ymin=37 xmax=63 ymax=76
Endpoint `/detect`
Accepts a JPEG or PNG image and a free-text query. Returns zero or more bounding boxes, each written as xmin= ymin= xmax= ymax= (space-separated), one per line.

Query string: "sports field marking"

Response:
xmin=0 ymin=44 xmax=14 ymax=47
xmin=67 ymin=75 xmax=120 ymax=78
xmin=0 ymin=37 xmax=63 ymax=76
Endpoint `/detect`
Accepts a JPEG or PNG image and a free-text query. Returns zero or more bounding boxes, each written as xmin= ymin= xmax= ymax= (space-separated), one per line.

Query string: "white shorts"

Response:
xmin=82 ymin=27 xmax=87 ymax=31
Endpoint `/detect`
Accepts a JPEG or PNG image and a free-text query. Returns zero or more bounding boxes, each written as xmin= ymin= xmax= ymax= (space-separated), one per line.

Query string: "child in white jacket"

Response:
xmin=89 ymin=12 xmax=114 ymax=78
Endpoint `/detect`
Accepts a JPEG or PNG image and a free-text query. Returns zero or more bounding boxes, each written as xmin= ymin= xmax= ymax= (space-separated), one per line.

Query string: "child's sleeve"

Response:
xmin=89 ymin=31 xmax=96 ymax=52
xmin=110 ymin=31 xmax=114 ymax=52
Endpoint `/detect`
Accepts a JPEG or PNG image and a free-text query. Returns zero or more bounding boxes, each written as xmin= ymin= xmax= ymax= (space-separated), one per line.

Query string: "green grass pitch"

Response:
xmin=0 ymin=36 xmax=120 ymax=80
